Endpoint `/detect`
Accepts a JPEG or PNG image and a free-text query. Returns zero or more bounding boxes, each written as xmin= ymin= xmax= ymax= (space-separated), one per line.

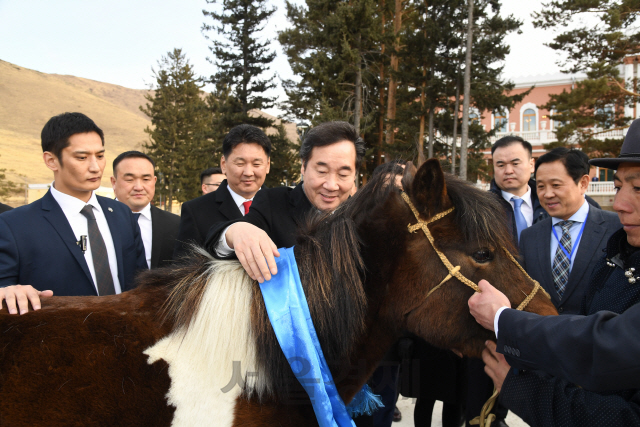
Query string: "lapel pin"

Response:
xmin=108 ymin=207 xmax=113 ymax=212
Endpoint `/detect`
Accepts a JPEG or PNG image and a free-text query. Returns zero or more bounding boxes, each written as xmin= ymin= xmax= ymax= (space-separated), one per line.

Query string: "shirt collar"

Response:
xmin=501 ymin=185 xmax=532 ymax=207
xmin=226 ymin=185 xmax=257 ymax=209
xmin=50 ymin=181 xmax=101 ymax=215
xmin=551 ymin=198 xmax=589 ymax=226
xmin=137 ymin=203 xmax=152 ymax=221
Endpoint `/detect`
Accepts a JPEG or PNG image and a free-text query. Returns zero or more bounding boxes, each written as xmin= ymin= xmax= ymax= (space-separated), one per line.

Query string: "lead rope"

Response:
xmin=400 ymin=192 xmax=549 ymax=427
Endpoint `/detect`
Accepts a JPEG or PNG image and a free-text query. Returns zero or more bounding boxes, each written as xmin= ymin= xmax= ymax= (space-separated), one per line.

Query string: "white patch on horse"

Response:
xmin=145 ymin=259 xmax=266 ymax=427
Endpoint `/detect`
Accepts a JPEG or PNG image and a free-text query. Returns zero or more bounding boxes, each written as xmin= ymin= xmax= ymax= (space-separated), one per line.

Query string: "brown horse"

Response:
xmin=0 ymin=160 xmax=557 ymax=426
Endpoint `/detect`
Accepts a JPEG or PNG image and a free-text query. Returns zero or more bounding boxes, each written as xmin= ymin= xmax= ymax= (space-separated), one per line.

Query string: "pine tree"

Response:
xmin=140 ymin=49 xmax=213 ymax=210
xmin=264 ymin=124 xmax=301 ymax=187
xmin=0 ymin=155 xmax=20 ymax=200
xmin=534 ymin=0 xmax=640 ymax=150
xmin=203 ymin=0 xmax=277 ymax=130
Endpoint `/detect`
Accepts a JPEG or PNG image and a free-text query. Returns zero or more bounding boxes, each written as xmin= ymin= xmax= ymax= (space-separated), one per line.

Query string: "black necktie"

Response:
xmin=80 ymin=205 xmax=115 ymax=296
xmin=133 ymin=213 xmax=141 ymax=221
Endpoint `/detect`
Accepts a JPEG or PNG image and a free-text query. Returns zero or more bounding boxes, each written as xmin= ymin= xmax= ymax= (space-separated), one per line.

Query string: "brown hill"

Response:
xmin=0 ymin=59 xmax=152 ymax=202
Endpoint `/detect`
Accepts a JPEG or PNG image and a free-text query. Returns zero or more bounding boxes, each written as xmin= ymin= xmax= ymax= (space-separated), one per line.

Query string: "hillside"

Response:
xmin=0 ymin=60 xmax=299 ymax=208
xmin=0 ymin=59 xmax=152 ymax=203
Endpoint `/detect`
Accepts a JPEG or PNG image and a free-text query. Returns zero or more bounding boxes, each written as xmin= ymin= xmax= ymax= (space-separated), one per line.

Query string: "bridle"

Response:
xmin=400 ymin=191 xmax=547 ymax=312
xmin=400 ymin=191 xmax=549 ymax=427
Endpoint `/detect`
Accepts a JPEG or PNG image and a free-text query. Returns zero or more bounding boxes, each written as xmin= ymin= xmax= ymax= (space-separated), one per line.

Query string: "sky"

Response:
xmin=0 ymin=0 xmax=564 ymax=117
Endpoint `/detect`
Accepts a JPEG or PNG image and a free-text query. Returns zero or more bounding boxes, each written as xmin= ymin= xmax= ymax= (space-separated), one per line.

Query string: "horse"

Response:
xmin=0 ymin=160 xmax=557 ymax=426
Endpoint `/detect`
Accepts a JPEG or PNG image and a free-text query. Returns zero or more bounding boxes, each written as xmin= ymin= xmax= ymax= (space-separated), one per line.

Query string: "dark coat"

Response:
xmin=499 ymin=228 xmax=640 ymax=426
xmin=489 ymin=179 xmax=547 ymax=246
xmin=519 ymin=204 xmax=621 ymax=314
xmin=205 ymin=182 xmax=314 ymax=254
xmin=0 ymin=203 xmax=12 ymax=214
xmin=0 ymin=190 xmax=147 ymax=295
xmin=149 ymin=205 xmax=180 ymax=269
xmin=173 ymin=180 xmax=245 ymax=259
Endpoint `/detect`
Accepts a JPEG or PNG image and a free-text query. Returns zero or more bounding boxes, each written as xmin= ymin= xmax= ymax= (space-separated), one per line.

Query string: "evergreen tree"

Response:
xmin=534 ymin=0 xmax=640 ymax=149
xmin=140 ymin=49 xmax=213 ymax=210
xmin=264 ymin=124 xmax=301 ymax=187
xmin=0 ymin=155 xmax=20 ymax=200
xmin=203 ymin=0 xmax=277 ymax=129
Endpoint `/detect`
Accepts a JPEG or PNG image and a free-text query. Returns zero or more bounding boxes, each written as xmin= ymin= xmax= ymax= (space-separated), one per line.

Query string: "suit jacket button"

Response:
xmin=559 ymin=307 xmax=564 ymax=313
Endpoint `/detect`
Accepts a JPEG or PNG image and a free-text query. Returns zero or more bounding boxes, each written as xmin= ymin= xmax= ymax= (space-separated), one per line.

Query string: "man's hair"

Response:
xmin=299 ymin=121 xmax=366 ymax=168
xmin=222 ymin=124 xmax=271 ymax=158
xmin=200 ymin=167 xmax=223 ymax=184
xmin=491 ymin=135 xmax=533 ymax=157
xmin=112 ymin=151 xmax=156 ymax=177
xmin=41 ymin=112 xmax=105 ymax=166
xmin=534 ymin=147 xmax=590 ymax=184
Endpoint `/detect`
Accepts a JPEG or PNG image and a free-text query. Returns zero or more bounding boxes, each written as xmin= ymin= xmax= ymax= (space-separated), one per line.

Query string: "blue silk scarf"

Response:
xmin=260 ymin=247 xmax=381 ymax=427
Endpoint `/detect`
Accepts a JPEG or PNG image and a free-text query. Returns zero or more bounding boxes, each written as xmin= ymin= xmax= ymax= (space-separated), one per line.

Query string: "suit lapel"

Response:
xmin=565 ymin=206 xmax=605 ymax=301
xmin=41 ymin=191 xmax=95 ymax=292
xmin=150 ymin=205 xmax=162 ymax=269
xmin=538 ymin=219 xmax=560 ymax=306
xmin=98 ymin=197 xmax=125 ymax=286
xmin=217 ymin=182 xmax=243 ymax=220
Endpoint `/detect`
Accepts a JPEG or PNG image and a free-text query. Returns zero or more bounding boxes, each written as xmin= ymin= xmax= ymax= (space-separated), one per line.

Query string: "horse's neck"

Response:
xmin=334 ymin=307 xmax=399 ymax=404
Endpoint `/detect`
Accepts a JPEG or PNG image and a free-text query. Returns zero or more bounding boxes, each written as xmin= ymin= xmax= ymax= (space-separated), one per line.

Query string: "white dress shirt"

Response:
xmin=217 ymin=186 xmax=259 ymax=256
xmin=137 ymin=203 xmax=153 ymax=269
xmin=50 ymin=183 xmax=122 ymax=294
xmin=501 ymin=186 xmax=534 ymax=227
xmin=550 ymin=199 xmax=589 ymax=272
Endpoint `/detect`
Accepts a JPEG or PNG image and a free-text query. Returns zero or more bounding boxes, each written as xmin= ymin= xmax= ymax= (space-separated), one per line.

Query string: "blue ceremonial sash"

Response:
xmin=260 ymin=247 xmax=380 ymax=427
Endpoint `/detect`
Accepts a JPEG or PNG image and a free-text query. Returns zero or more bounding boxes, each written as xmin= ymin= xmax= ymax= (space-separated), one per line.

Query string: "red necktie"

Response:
xmin=243 ymin=200 xmax=252 ymax=215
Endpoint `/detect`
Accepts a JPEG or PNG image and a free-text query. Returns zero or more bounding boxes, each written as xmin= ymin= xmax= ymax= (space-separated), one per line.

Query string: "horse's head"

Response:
xmin=360 ymin=159 xmax=557 ymax=358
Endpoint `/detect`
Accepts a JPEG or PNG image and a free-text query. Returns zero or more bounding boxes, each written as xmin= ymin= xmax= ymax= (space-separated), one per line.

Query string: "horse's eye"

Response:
xmin=472 ymin=249 xmax=493 ymax=263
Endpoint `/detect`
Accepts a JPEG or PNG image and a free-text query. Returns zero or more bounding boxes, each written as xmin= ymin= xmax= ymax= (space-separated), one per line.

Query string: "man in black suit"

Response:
xmin=468 ymin=118 xmax=640 ymax=425
xmin=0 ymin=203 xmax=12 ymax=214
xmin=0 ymin=112 xmax=147 ymax=315
xmin=520 ymin=148 xmax=620 ymax=315
xmin=111 ymin=151 xmax=179 ymax=269
xmin=204 ymin=121 xmax=365 ymax=283
xmin=173 ymin=125 xmax=271 ymax=259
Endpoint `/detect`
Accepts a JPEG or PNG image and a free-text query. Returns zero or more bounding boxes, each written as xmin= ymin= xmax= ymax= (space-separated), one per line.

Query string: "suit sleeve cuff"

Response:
xmin=494 ymin=306 xmax=510 ymax=339
xmin=215 ymin=226 xmax=234 ymax=257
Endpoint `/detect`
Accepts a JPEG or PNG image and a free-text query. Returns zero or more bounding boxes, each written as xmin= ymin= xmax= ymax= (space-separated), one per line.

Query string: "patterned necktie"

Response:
xmin=243 ymin=200 xmax=252 ymax=215
xmin=552 ymin=220 xmax=575 ymax=299
xmin=511 ymin=197 xmax=527 ymax=243
xmin=79 ymin=205 xmax=115 ymax=296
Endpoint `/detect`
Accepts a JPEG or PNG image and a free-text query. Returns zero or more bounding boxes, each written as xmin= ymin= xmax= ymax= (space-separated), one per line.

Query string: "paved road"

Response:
xmin=393 ymin=395 xmax=529 ymax=427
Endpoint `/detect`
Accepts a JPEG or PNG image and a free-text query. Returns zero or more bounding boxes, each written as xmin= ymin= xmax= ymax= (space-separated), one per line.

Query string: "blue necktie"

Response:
xmin=511 ymin=197 xmax=527 ymax=243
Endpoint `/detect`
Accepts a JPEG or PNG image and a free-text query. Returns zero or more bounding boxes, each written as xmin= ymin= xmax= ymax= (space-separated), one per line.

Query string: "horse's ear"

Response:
xmin=410 ymin=159 xmax=449 ymax=217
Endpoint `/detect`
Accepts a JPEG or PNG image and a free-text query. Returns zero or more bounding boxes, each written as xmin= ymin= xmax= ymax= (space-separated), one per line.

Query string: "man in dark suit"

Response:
xmin=173 ymin=124 xmax=272 ymax=259
xmin=0 ymin=112 xmax=147 ymax=315
xmin=111 ymin=151 xmax=179 ymax=269
xmin=520 ymin=148 xmax=620 ymax=315
xmin=204 ymin=121 xmax=365 ymax=284
xmin=468 ymin=118 xmax=640 ymax=425
xmin=0 ymin=203 xmax=12 ymax=214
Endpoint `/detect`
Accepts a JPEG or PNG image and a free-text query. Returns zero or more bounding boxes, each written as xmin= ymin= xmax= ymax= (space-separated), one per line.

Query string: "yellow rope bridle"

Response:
xmin=400 ymin=191 xmax=549 ymax=427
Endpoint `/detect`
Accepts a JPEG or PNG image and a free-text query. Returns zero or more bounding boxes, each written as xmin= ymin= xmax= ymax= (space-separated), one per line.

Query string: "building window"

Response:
xmin=469 ymin=112 xmax=479 ymax=124
xmin=523 ymin=108 xmax=536 ymax=131
xmin=494 ymin=112 xmax=507 ymax=132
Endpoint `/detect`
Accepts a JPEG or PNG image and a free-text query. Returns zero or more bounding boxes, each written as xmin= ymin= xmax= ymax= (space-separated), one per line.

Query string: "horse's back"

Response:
xmin=0 ymin=286 xmax=176 ymax=426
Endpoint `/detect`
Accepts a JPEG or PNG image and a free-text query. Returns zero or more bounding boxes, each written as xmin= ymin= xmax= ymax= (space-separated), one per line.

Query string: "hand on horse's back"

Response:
xmin=0 ymin=284 xmax=53 ymax=315
xmin=227 ymin=222 xmax=280 ymax=283
xmin=468 ymin=279 xmax=511 ymax=331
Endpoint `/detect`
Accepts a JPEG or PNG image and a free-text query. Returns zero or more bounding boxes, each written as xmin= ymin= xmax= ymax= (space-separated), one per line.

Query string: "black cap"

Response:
xmin=590 ymin=119 xmax=640 ymax=169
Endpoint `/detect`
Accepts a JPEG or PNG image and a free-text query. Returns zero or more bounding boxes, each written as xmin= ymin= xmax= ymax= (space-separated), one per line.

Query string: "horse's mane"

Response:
xmin=147 ymin=164 xmax=514 ymax=403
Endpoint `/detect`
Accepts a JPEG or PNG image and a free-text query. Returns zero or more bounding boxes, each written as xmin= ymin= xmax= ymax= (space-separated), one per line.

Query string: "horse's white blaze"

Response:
xmin=145 ymin=260 xmax=266 ymax=427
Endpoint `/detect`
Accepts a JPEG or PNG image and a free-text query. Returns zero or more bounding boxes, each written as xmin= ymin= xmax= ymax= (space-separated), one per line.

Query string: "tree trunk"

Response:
xmin=385 ymin=0 xmax=403 ymax=146
xmin=354 ymin=49 xmax=362 ymax=135
xmin=377 ymin=0 xmax=386 ymax=165
xmin=451 ymin=70 xmax=461 ymax=174
xmin=428 ymin=107 xmax=435 ymax=160
xmin=418 ymin=67 xmax=426 ymax=165
xmin=459 ymin=0 xmax=474 ymax=181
